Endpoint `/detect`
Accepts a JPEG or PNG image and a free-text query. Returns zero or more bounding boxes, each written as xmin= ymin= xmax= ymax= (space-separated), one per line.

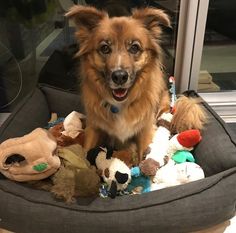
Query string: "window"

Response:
xmin=175 ymin=0 xmax=236 ymax=122
xmin=0 ymin=0 xmax=181 ymax=112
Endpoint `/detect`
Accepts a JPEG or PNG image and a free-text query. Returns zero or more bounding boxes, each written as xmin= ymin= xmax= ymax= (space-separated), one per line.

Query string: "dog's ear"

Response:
xmin=65 ymin=5 xmax=108 ymax=56
xmin=132 ymin=7 xmax=171 ymax=36
xmin=65 ymin=5 xmax=107 ymax=31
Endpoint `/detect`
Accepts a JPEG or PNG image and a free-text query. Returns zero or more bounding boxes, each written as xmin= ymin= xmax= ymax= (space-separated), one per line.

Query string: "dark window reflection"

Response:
xmin=199 ymin=0 xmax=236 ymax=92
xmin=0 ymin=0 xmax=180 ymax=111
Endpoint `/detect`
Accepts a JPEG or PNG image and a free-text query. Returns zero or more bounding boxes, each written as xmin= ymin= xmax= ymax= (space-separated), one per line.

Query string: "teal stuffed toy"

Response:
xmin=172 ymin=150 xmax=195 ymax=164
xmin=128 ymin=167 xmax=151 ymax=194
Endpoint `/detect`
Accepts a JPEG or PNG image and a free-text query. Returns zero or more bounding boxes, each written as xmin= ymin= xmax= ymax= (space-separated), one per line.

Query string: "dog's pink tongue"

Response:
xmin=113 ymin=89 xmax=127 ymax=97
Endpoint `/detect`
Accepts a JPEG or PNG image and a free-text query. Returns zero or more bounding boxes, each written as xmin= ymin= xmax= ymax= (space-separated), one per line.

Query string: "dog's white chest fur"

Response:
xmin=112 ymin=115 xmax=135 ymax=142
xmin=98 ymin=101 xmax=143 ymax=143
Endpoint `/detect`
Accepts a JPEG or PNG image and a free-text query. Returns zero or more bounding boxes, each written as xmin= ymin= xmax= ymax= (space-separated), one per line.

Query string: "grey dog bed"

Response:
xmin=0 ymin=85 xmax=236 ymax=233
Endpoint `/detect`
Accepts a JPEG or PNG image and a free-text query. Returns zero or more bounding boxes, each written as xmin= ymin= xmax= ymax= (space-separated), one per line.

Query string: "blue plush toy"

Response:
xmin=127 ymin=167 xmax=151 ymax=194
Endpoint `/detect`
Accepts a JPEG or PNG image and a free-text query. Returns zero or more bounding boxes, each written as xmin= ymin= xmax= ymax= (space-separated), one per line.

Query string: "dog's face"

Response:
xmin=66 ymin=6 xmax=170 ymax=102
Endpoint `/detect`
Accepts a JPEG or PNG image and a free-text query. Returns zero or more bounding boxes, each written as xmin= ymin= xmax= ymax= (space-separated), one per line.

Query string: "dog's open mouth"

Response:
xmin=112 ymin=88 xmax=128 ymax=101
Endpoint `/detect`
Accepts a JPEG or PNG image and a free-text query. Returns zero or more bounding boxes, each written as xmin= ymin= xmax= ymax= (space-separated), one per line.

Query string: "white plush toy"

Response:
xmin=140 ymin=112 xmax=202 ymax=176
xmin=151 ymin=160 xmax=205 ymax=190
xmin=87 ymin=147 xmax=131 ymax=198
xmin=62 ymin=111 xmax=85 ymax=138
xmin=144 ymin=112 xmax=173 ymax=167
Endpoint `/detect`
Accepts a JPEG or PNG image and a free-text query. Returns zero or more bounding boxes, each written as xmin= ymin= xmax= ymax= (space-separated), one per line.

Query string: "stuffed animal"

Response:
xmin=151 ymin=160 xmax=205 ymax=190
xmin=166 ymin=129 xmax=202 ymax=158
xmin=127 ymin=166 xmax=151 ymax=194
xmin=49 ymin=111 xmax=85 ymax=147
xmin=137 ymin=112 xmax=204 ymax=190
xmin=172 ymin=150 xmax=195 ymax=164
xmin=31 ymin=144 xmax=101 ymax=203
xmin=140 ymin=112 xmax=173 ymax=176
xmin=61 ymin=111 xmax=85 ymax=138
xmin=140 ymin=112 xmax=202 ymax=176
xmin=87 ymin=147 xmax=131 ymax=198
xmin=0 ymin=126 xmax=100 ymax=202
xmin=50 ymin=144 xmax=100 ymax=203
xmin=0 ymin=128 xmax=61 ymax=182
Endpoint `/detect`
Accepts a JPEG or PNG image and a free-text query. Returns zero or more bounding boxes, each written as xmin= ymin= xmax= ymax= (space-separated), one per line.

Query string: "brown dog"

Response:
xmin=66 ymin=5 xmax=206 ymax=162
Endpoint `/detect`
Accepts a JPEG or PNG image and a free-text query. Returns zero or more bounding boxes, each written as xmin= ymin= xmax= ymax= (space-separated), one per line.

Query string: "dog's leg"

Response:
xmin=84 ymin=126 xmax=101 ymax=152
xmin=136 ymin=123 xmax=155 ymax=163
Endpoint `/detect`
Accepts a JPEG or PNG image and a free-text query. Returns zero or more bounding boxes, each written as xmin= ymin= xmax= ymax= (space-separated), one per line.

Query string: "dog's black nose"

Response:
xmin=111 ymin=70 xmax=128 ymax=85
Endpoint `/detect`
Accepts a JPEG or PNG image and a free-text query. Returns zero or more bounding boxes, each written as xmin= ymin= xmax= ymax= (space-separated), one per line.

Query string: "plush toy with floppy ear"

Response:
xmin=140 ymin=112 xmax=202 ymax=176
xmin=87 ymin=147 xmax=131 ymax=198
xmin=0 ymin=128 xmax=61 ymax=182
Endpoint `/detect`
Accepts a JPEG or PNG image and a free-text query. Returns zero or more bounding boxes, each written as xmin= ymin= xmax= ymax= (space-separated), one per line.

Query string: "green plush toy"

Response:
xmin=172 ymin=150 xmax=195 ymax=164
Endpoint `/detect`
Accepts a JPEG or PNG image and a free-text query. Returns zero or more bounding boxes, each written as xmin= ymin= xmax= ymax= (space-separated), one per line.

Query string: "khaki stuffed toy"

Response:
xmin=50 ymin=144 xmax=100 ymax=203
xmin=31 ymin=144 xmax=101 ymax=203
xmin=0 ymin=128 xmax=61 ymax=182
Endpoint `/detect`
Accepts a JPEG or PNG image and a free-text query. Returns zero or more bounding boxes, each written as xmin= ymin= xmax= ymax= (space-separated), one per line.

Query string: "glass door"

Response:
xmin=0 ymin=0 xmax=182 ymax=113
xmin=198 ymin=0 xmax=236 ymax=122
xmin=199 ymin=0 xmax=236 ymax=93
xmin=175 ymin=0 xmax=236 ymax=122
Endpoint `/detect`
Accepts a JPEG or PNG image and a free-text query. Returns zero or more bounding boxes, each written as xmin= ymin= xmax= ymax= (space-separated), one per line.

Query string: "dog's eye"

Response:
xmin=100 ymin=44 xmax=111 ymax=54
xmin=129 ymin=43 xmax=141 ymax=54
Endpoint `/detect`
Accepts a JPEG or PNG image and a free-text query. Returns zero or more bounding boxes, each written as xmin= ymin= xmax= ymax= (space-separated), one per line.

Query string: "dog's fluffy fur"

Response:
xmin=66 ymin=5 xmax=206 ymax=162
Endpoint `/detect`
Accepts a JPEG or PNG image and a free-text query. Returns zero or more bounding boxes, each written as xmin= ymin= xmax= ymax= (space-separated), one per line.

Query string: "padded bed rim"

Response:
xmin=0 ymin=167 xmax=236 ymax=213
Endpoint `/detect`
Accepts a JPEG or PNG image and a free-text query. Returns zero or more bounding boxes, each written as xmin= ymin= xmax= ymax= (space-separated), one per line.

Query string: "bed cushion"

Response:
xmin=194 ymin=100 xmax=236 ymax=176
xmin=0 ymin=85 xmax=235 ymax=233
xmin=0 ymin=88 xmax=50 ymax=142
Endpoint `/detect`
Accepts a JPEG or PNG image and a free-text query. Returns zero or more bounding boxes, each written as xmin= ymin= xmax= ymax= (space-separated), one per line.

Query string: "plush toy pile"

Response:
xmin=0 ymin=109 xmax=205 ymax=201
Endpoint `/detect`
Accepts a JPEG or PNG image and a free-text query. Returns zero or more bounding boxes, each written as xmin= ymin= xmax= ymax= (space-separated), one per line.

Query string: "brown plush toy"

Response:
xmin=49 ymin=122 xmax=85 ymax=147
xmin=51 ymin=165 xmax=100 ymax=203
xmin=0 ymin=128 xmax=61 ymax=182
xmin=48 ymin=144 xmax=100 ymax=203
xmin=0 ymin=120 xmax=100 ymax=203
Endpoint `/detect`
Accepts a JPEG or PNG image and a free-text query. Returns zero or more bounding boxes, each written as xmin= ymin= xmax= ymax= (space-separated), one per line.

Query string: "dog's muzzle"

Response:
xmin=109 ymin=69 xmax=133 ymax=102
xmin=111 ymin=69 xmax=128 ymax=85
